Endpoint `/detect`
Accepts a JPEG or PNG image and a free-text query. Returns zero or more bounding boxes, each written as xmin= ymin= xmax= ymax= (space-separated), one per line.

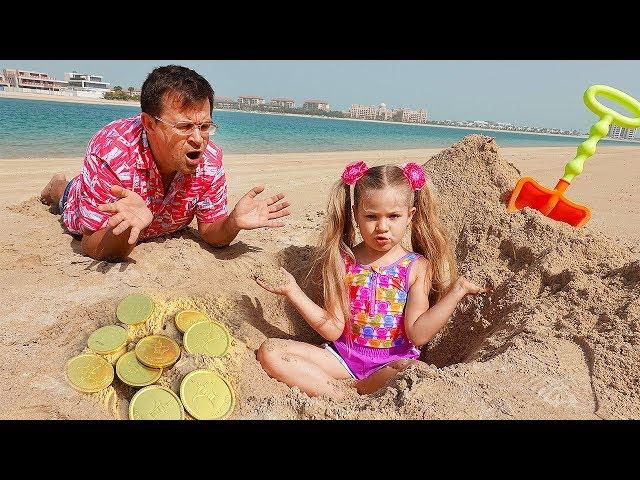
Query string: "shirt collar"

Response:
xmin=136 ymin=125 xmax=154 ymax=170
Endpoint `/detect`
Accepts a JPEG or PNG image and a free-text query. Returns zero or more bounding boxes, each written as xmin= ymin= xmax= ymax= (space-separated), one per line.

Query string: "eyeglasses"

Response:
xmin=154 ymin=116 xmax=219 ymax=136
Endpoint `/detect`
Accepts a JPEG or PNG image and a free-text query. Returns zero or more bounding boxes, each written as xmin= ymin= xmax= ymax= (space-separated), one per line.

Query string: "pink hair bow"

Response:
xmin=341 ymin=161 xmax=368 ymax=185
xmin=400 ymin=162 xmax=426 ymax=191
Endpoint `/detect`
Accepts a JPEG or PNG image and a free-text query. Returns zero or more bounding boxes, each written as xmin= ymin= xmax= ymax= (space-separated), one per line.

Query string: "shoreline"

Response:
xmin=3 ymin=91 xmax=636 ymax=144
xmin=213 ymin=109 xmax=639 ymax=143
xmin=0 ymin=90 xmax=139 ymax=107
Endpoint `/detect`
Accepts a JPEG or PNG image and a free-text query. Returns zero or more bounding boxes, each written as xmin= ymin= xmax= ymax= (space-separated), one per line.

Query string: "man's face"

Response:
xmin=147 ymin=91 xmax=212 ymax=175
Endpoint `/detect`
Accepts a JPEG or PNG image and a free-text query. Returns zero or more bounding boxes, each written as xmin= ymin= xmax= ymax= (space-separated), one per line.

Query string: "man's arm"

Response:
xmin=197 ymin=185 xmax=290 ymax=247
xmin=197 ymin=214 xmax=240 ymax=247
xmin=80 ymin=185 xmax=153 ymax=261
xmin=81 ymin=226 xmax=137 ymax=261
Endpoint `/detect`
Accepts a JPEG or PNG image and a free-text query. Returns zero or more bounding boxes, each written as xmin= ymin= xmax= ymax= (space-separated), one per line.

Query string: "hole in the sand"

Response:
xmin=539 ymin=270 xmax=574 ymax=296
xmin=422 ymin=279 xmax=524 ymax=368
xmin=259 ymin=233 xmax=531 ymax=372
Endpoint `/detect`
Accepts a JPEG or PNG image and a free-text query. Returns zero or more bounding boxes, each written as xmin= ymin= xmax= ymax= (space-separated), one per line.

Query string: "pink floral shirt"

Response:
xmin=62 ymin=114 xmax=228 ymax=241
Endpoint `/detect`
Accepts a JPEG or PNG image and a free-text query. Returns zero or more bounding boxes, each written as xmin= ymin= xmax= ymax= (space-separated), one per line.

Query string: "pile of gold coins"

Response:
xmin=65 ymin=294 xmax=235 ymax=420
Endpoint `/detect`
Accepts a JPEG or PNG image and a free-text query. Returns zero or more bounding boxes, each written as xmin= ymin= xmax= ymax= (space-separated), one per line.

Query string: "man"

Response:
xmin=40 ymin=65 xmax=290 ymax=261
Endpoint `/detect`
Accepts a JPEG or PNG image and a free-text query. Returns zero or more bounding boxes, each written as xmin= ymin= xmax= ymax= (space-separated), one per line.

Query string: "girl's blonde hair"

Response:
xmin=313 ymin=164 xmax=458 ymax=327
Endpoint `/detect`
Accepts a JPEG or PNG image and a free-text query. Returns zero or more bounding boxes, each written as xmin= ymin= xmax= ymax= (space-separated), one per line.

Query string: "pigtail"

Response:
xmin=311 ymin=179 xmax=355 ymax=333
xmin=411 ymin=182 xmax=458 ymax=305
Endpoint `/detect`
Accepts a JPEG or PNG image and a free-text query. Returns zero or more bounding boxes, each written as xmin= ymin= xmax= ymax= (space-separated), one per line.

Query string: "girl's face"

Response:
xmin=353 ymin=187 xmax=416 ymax=253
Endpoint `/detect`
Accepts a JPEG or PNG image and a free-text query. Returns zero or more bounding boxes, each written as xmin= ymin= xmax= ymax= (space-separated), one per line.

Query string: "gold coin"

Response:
xmin=116 ymin=294 xmax=154 ymax=325
xmin=116 ymin=351 xmax=162 ymax=387
xmin=175 ymin=309 xmax=211 ymax=333
xmin=135 ymin=335 xmax=181 ymax=368
xmin=183 ymin=321 xmax=230 ymax=357
xmin=180 ymin=369 xmax=235 ymax=420
xmin=65 ymin=353 xmax=114 ymax=393
xmin=88 ymin=325 xmax=128 ymax=355
xmin=129 ymin=385 xmax=185 ymax=420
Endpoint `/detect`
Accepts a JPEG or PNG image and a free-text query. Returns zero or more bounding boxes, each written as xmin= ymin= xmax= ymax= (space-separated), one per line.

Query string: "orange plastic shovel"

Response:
xmin=507 ymin=85 xmax=640 ymax=227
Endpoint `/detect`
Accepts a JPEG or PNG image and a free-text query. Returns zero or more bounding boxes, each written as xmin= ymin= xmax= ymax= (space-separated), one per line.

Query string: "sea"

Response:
xmin=0 ymin=97 xmax=637 ymax=159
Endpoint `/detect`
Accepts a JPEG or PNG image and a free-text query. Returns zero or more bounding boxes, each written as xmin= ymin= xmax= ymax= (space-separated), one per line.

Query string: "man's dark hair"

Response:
xmin=140 ymin=65 xmax=214 ymax=117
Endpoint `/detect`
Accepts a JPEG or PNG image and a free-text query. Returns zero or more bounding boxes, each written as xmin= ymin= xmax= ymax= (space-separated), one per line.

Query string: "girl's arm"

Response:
xmin=255 ymin=268 xmax=345 ymax=341
xmin=404 ymin=258 xmax=485 ymax=347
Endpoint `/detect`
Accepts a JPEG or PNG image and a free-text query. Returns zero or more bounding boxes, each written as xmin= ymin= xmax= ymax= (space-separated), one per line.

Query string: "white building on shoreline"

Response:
xmin=609 ymin=124 xmax=636 ymax=140
xmin=64 ymin=72 xmax=110 ymax=98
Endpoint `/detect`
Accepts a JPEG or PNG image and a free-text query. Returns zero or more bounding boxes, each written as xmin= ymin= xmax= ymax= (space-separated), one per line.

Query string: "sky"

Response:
xmin=2 ymin=60 xmax=639 ymax=132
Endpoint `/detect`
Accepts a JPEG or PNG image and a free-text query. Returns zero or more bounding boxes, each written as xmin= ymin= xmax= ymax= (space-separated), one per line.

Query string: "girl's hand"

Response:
xmin=454 ymin=276 xmax=487 ymax=295
xmin=254 ymin=267 xmax=300 ymax=297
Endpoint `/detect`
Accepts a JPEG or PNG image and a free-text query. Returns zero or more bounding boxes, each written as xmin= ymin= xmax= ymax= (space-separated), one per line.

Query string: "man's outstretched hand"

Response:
xmin=231 ymin=185 xmax=290 ymax=230
xmin=97 ymin=185 xmax=153 ymax=244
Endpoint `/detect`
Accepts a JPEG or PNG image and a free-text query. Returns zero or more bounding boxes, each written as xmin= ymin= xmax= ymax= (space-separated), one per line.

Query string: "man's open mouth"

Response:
xmin=186 ymin=151 xmax=201 ymax=160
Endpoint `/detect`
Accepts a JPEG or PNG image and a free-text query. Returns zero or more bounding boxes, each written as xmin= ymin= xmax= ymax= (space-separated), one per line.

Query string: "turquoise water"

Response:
xmin=0 ymin=97 xmax=637 ymax=159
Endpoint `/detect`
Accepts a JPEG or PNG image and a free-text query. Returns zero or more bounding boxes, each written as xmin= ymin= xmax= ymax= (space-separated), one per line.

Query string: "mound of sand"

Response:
xmin=420 ymin=135 xmax=639 ymax=419
xmin=1 ymin=135 xmax=638 ymax=419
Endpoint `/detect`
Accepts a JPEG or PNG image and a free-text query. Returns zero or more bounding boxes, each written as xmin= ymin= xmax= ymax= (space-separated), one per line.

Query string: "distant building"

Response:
xmin=238 ymin=95 xmax=265 ymax=106
xmin=213 ymin=96 xmax=237 ymax=108
xmin=303 ymin=99 xmax=330 ymax=111
xmin=393 ymin=108 xmax=428 ymax=124
xmin=348 ymin=103 xmax=427 ymax=123
xmin=347 ymin=104 xmax=376 ymax=119
xmin=0 ymin=72 xmax=8 ymax=91
xmin=64 ymin=71 xmax=110 ymax=98
xmin=347 ymin=103 xmax=393 ymax=120
xmin=65 ymin=72 xmax=110 ymax=90
xmin=2 ymin=68 xmax=68 ymax=92
xmin=271 ymin=97 xmax=295 ymax=109
xmin=609 ymin=124 xmax=636 ymax=140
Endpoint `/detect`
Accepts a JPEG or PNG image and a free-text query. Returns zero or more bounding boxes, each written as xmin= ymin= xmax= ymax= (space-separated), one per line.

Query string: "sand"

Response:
xmin=1 ymin=137 xmax=639 ymax=419
xmin=252 ymin=266 xmax=291 ymax=292
xmin=0 ymin=90 xmax=139 ymax=107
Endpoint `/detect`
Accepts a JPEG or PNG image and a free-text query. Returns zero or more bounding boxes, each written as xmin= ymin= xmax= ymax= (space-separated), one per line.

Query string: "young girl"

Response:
xmin=255 ymin=161 xmax=486 ymax=399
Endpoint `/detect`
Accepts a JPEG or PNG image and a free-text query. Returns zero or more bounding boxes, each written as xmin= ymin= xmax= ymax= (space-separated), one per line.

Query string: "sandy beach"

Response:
xmin=1 ymin=137 xmax=639 ymax=419
xmin=0 ymin=90 xmax=139 ymax=107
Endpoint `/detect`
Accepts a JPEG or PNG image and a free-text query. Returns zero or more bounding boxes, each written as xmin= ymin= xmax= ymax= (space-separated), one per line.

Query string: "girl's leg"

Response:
xmin=257 ymin=338 xmax=354 ymax=399
xmin=355 ymin=359 xmax=420 ymax=395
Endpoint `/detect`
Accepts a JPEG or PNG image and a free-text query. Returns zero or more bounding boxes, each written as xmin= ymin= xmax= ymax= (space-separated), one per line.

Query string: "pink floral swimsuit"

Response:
xmin=328 ymin=251 xmax=423 ymax=380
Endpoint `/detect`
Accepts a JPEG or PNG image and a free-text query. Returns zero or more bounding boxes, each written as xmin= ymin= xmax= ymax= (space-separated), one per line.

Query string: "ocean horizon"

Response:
xmin=1 ymin=97 xmax=637 ymax=159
